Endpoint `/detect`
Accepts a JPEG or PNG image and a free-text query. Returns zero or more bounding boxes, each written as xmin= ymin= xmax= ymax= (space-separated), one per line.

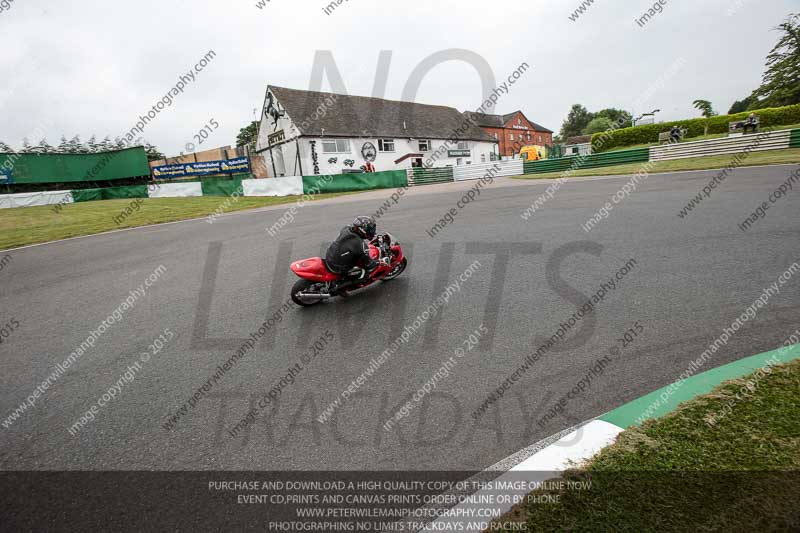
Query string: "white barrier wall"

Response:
xmin=453 ymin=159 xmax=523 ymax=181
xmin=0 ymin=190 xmax=73 ymax=209
xmin=650 ymin=129 xmax=792 ymax=161
xmin=148 ymin=182 xmax=203 ymax=198
xmin=242 ymin=176 xmax=303 ymax=197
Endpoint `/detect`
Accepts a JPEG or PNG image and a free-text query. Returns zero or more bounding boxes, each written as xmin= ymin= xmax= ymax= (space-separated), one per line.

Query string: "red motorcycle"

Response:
xmin=290 ymin=232 xmax=408 ymax=306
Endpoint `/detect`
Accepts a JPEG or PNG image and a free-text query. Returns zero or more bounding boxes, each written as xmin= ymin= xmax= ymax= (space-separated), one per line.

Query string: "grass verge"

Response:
xmin=0 ymin=193 xmax=355 ymax=251
xmin=514 ymin=147 xmax=800 ymax=180
xmin=489 ymin=358 xmax=800 ymax=532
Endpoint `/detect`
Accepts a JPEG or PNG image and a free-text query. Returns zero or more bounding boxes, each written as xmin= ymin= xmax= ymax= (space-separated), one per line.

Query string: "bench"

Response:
xmin=729 ymin=116 xmax=760 ymax=134
xmin=658 ymin=127 xmax=688 ymax=144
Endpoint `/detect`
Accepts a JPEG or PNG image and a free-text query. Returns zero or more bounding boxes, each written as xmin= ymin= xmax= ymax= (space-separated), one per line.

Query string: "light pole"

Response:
xmin=633 ymin=109 xmax=661 ymax=127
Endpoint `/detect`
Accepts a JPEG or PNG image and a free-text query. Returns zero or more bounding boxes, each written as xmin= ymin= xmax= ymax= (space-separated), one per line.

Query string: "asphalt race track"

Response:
xmin=1 ymin=164 xmax=798 ymax=471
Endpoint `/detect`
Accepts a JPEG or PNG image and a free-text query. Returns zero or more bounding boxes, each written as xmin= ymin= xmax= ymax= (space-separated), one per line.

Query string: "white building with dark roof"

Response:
xmin=255 ymin=86 xmax=499 ymax=177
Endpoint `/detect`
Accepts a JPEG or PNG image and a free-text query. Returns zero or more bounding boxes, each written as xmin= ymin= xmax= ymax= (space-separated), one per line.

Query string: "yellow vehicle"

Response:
xmin=519 ymin=145 xmax=547 ymax=161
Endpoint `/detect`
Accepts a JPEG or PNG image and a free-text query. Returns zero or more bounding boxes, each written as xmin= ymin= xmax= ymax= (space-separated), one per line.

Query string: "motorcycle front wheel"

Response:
xmin=381 ymin=257 xmax=408 ymax=282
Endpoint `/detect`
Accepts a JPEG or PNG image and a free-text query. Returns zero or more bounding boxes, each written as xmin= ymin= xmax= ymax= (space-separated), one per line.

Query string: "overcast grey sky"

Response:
xmin=0 ymin=0 xmax=796 ymax=154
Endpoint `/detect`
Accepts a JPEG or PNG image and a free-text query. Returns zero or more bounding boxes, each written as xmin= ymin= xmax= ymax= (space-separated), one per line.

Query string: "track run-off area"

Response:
xmin=0 ymin=164 xmax=798 ymax=471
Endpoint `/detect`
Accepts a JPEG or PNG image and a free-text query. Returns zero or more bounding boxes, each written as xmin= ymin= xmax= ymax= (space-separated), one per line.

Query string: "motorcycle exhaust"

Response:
xmin=297 ymin=292 xmax=332 ymax=305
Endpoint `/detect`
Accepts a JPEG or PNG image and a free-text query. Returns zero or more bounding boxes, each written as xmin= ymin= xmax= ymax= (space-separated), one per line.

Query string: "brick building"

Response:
xmin=464 ymin=111 xmax=553 ymax=158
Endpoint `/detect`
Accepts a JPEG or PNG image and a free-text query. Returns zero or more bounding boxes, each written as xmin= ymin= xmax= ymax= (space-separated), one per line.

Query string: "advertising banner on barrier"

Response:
xmin=0 ymin=170 xmax=12 ymax=184
xmin=151 ymin=157 xmax=249 ymax=179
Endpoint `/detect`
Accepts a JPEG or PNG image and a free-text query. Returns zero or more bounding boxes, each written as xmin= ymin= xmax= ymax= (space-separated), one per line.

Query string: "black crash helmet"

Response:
xmin=351 ymin=216 xmax=377 ymax=240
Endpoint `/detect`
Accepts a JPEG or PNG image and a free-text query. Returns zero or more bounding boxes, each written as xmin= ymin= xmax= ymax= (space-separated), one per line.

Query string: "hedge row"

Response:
xmin=591 ymin=103 xmax=800 ymax=153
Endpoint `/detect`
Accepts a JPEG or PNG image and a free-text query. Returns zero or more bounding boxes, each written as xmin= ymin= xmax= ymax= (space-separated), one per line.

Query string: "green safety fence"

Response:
xmin=200 ymin=177 xmax=244 ymax=197
xmin=523 ymin=148 xmax=650 ymax=175
xmin=100 ymin=185 xmax=149 ymax=200
xmin=410 ymin=167 xmax=454 ymax=186
xmin=71 ymin=188 xmax=103 ymax=203
xmin=0 ymin=147 xmax=150 ymax=184
xmin=71 ymin=185 xmax=149 ymax=202
xmin=302 ymin=170 xmax=407 ymax=194
xmin=790 ymin=128 xmax=800 ymax=149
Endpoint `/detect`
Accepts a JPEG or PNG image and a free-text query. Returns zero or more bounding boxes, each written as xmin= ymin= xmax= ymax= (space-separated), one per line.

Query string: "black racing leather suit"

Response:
xmin=325 ymin=226 xmax=379 ymax=275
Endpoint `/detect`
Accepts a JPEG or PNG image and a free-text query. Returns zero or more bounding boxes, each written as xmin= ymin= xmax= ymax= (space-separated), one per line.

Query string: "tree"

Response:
xmin=67 ymin=135 xmax=83 ymax=153
xmin=693 ymin=99 xmax=716 ymax=135
xmin=236 ymin=121 xmax=259 ymax=148
xmin=0 ymin=141 xmax=13 ymax=153
xmin=114 ymin=137 xmax=127 ymax=150
xmin=34 ymin=139 xmax=55 ymax=153
xmin=86 ymin=135 xmax=99 ymax=153
xmin=751 ymin=13 xmax=800 ymax=109
xmin=594 ymin=108 xmax=632 ymax=128
xmin=728 ymin=96 xmax=755 ymax=114
xmin=559 ymin=104 xmax=594 ymax=140
xmin=98 ymin=135 xmax=113 ymax=152
xmin=20 ymin=138 xmax=34 ymax=153
xmin=57 ymin=135 xmax=70 ymax=153
xmin=693 ymin=99 xmax=716 ymax=117
xmin=143 ymin=142 xmax=165 ymax=162
xmin=582 ymin=116 xmax=615 ymax=135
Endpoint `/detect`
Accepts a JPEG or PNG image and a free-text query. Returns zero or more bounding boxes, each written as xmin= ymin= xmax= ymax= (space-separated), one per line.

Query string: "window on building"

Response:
xmin=538 ymin=135 xmax=542 ymax=143
xmin=481 ymin=154 xmax=486 ymax=163
xmin=321 ymin=139 xmax=351 ymax=153
xmin=510 ymin=133 xmax=515 ymax=141
xmin=378 ymin=139 xmax=395 ymax=152
xmin=527 ymin=132 xmax=532 ymax=142
xmin=493 ymin=132 xmax=498 ymax=139
xmin=418 ymin=139 xmax=432 ymax=152
xmin=456 ymin=141 xmax=469 ymax=150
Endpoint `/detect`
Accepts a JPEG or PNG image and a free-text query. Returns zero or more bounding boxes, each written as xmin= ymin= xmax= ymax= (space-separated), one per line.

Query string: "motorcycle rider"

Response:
xmin=325 ymin=216 xmax=390 ymax=296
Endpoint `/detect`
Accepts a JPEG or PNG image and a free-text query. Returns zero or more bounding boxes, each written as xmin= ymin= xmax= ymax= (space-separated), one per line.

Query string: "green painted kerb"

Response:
xmin=599 ymin=343 xmax=800 ymax=429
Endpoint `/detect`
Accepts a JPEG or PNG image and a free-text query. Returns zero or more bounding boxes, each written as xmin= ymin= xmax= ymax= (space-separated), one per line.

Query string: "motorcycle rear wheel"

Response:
xmin=291 ymin=279 xmax=324 ymax=307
